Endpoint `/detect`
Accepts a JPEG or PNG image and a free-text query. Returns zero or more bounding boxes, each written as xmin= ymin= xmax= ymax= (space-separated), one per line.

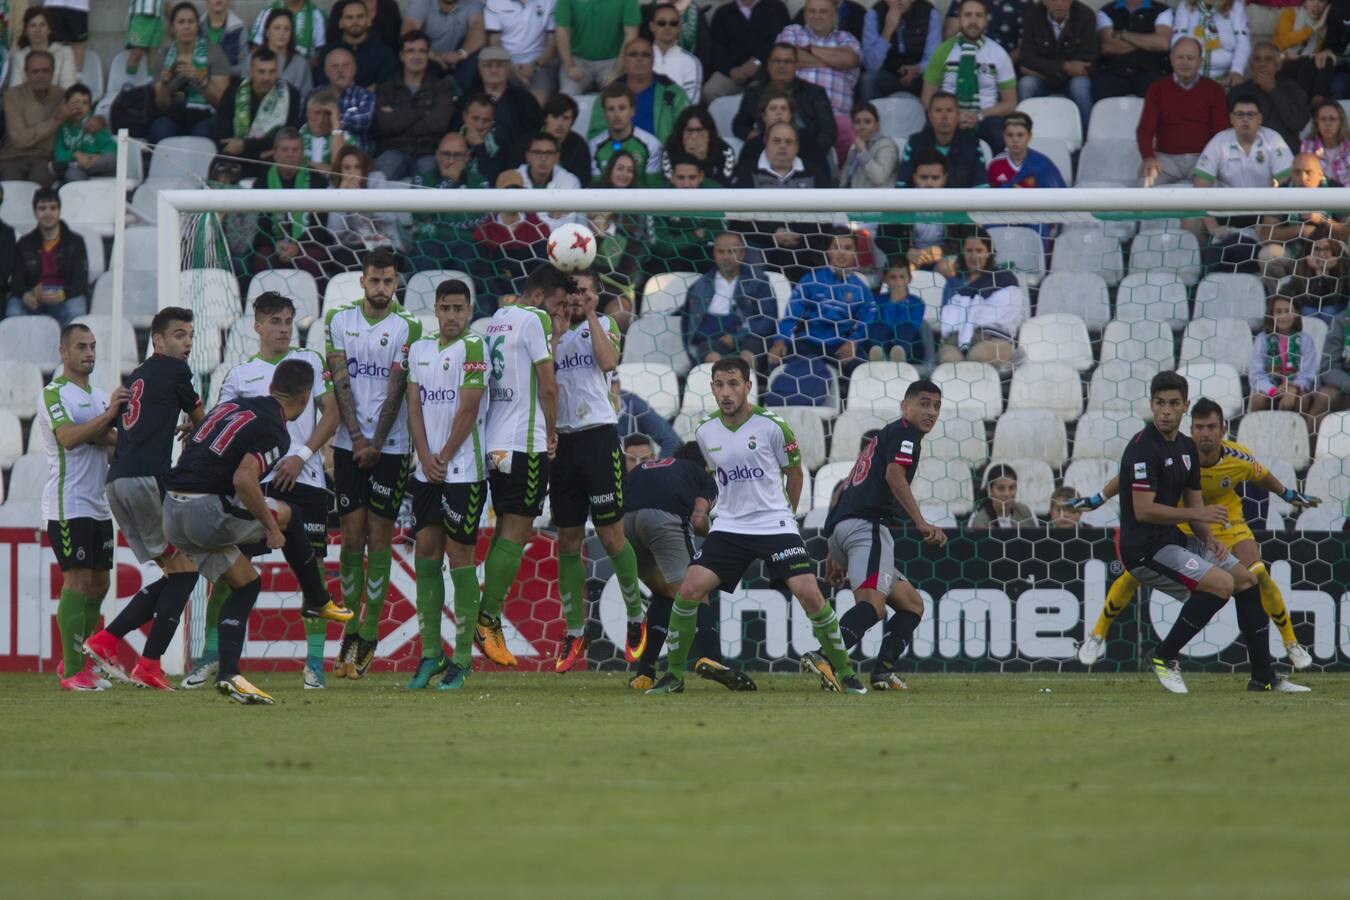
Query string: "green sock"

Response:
xmin=83 ymin=594 xmax=104 ymax=639
xmin=304 ymin=616 xmax=326 ymax=661
xmin=56 ymin=588 xmax=87 ymax=675
xmin=808 ymin=606 xmax=856 ymax=680
xmin=608 ymin=541 xmax=644 ymax=619
xmin=450 ymin=566 xmax=481 ymax=667
xmin=414 ymin=557 xmax=445 ymax=658
xmin=359 ymin=549 xmax=393 ymax=642
xmin=559 ymin=552 xmax=586 ymax=632
xmin=663 ymin=596 xmax=700 ymax=678
xmin=480 ymin=537 xmax=524 ymax=619
xmin=339 ymin=550 xmax=366 ymax=636
xmin=202 ymin=579 xmax=230 ymax=657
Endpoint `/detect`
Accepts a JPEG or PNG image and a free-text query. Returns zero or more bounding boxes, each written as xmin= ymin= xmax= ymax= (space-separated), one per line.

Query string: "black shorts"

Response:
xmin=410 ymin=478 xmax=487 ymax=546
xmin=488 ymin=451 xmax=551 ymax=518
xmin=691 ymin=530 xmax=813 ymax=589
xmin=44 ymin=8 xmax=89 ymax=43
xmin=266 ymin=481 xmax=331 ymax=554
xmin=550 ymin=426 xmax=624 ymax=528
xmin=47 ymin=517 xmax=114 ymax=572
xmin=333 ymin=448 xmax=410 ymax=521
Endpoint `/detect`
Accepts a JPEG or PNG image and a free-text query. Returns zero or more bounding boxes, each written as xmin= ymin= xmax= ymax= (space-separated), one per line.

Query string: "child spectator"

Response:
xmin=1250 ymin=294 xmax=1320 ymax=434
xmin=969 ymin=463 xmax=1037 ymax=529
xmin=868 ymin=259 xmax=933 ymax=366
xmin=1048 ymin=487 xmax=1083 ymax=528
xmin=53 ymin=83 xmax=114 ymax=182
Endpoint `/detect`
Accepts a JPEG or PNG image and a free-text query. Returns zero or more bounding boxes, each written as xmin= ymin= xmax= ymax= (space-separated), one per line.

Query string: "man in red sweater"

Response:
xmin=1135 ymin=37 xmax=1227 ymax=186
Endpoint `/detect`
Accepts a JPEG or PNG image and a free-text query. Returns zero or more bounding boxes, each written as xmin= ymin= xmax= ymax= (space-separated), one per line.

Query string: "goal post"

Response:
xmin=147 ymin=184 xmax=1350 ymax=675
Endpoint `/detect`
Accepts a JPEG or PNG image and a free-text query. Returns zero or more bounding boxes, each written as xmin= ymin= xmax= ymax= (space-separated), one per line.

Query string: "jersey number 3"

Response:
xmin=193 ymin=402 xmax=257 ymax=455
xmin=121 ymin=379 xmax=145 ymax=429
xmin=848 ymin=437 xmax=877 ymax=487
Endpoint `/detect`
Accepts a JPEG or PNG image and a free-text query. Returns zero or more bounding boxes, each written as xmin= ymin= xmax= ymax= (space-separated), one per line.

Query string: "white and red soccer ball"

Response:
xmin=547 ymin=222 xmax=597 ymax=272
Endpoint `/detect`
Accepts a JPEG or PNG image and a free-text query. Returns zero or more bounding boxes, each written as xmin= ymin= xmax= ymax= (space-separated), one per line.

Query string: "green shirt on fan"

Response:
xmin=54 ymin=116 xmax=116 ymax=165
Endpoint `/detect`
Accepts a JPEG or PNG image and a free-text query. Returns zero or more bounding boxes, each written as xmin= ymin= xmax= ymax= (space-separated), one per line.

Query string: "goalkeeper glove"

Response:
xmin=1066 ymin=493 xmax=1105 ymax=511
xmin=1281 ymin=488 xmax=1321 ymax=509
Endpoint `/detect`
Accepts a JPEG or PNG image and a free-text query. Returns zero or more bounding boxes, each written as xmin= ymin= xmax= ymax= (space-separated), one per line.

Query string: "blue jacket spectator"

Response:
xmin=770 ymin=233 xmax=872 ymax=368
xmin=682 ymin=233 xmax=779 ymax=365
xmin=869 ymin=261 xmax=934 ymax=368
xmin=616 ymin=387 xmax=681 ymax=457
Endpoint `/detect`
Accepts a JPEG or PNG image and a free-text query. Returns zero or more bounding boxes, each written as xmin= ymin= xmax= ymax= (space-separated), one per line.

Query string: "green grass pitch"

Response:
xmin=3 ymin=671 xmax=1349 ymax=899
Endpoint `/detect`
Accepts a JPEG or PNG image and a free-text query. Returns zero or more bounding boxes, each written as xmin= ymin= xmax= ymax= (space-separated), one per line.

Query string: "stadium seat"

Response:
xmin=1179 ymin=316 xmax=1253 ymax=373
xmin=1194 ymin=274 xmax=1266 ymax=328
xmin=1099 ymin=318 xmax=1175 ymax=368
xmin=991 ymin=408 xmax=1068 ymax=467
xmin=1018 ymin=314 xmax=1093 ymax=372
xmin=672 ymin=411 xmax=701 ymax=442
xmin=1072 ymin=408 xmax=1139 ymax=460
xmin=59 ymin=181 xmax=119 ymax=238
xmin=6 ymin=454 xmax=46 ymax=504
xmin=0 ymin=363 xmax=44 ymax=418
xmin=764 ymin=358 xmax=840 ymax=419
xmin=1018 ymin=96 xmax=1083 ymax=151
xmin=642 ymin=271 xmax=701 ymax=315
xmin=118 ymin=225 xmax=159 ymax=276
xmin=1263 ymin=457 xmax=1298 ymax=526
xmin=708 ymin=95 xmax=738 ymax=140
xmin=910 ymin=269 xmax=947 ymax=327
xmin=925 ymin=407 xmax=989 ymax=469
xmin=81 ymin=49 xmax=104 ymax=100
xmin=469 ymin=317 xmax=492 ymax=337
xmin=1176 ymin=362 xmax=1244 ymax=419
xmin=1062 ymin=457 xmax=1120 ymax=526
xmin=1086 ymin=96 xmax=1144 ymax=143
xmin=1075 ymin=140 xmax=1142 ymax=185
xmin=1128 ymin=230 xmax=1201 ymax=287
xmin=1236 ymin=411 xmax=1310 ymax=471
xmin=305 ymin=320 xmax=327 ymax=356
xmin=1302 ymin=315 xmax=1328 ymax=355
xmin=572 ymin=94 xmax=597 ymax=137
xmin=622 ymin=313 xmax=690 ymax=376
xmin=323 ymin=271 xmax=365 ymax=312
xmin=91 ymin=269 xmax=158 ymax=328
xmin=106 ymin=49 xmax=151 ymax=99
xmin=1029 ymin=135 xmax=1073 ymax=184
xmin=246 ymin=269 xmax=321 ymax=329
xmin=873 ymin=95 xmax=926 ymax=143
xmin=206 ymin=361 xmax=229 ymax=409
xmin=1036 ymin=271 xmax=1112 ymax=333
xmin=72 ymin=315 xmax=138 ymax=375
xmin=1008 ymin=362 xmax=1083 ymax=422
xmin=681 ymin=363 xmax=758 ymax=415
xmin=0 ymin=317 xmax=61 ymax=374
xmin=773 ymin=406 xmax=827 ymax=472
xmin=724 ymin=134 xmax=744 ymax=158
xmin=1049 ymin=230 xmax=1123 ymax=290
xmin=404 ymin=270 xmax=475 ymax=317
xmin=931 ymin=361 xmax=1003 ymax=419
xmin=181 ymin=267 xmax=242 ymax=332
xmin=1294 ymin=506 xmax=1345 ymax=530
xmin=128 ymin=177 xmax=196 ymax=225
xmin=985 ymin=457 xmax=1055 ymax=516
xmin=1314 ymin=411 xmax=1350 ymax=460
xmin=845 ymin=361 xmax=919 ymax=414
xmin=813 ymin=460 xmax=854 ymax=508
xmin=766 ymin=271 xmax=791 ymax=319
xmin=0 ymin=410 xmax=22 ymax=470
xmin=912 ymin=457 xmax=975 ymax=516
xmin=989 ymin=226 xmax=1045 ymax=286
xmin=1113 ymin=272 xmax=1191 ymax=331
xmin=0 ymin=180 xmax=38 ymax=230
xmin=829 ymin=409 xmax=889 ymax=462
xmin=1087 ymin=359 xmax=1157 ymax=417
xmin=615 ymin=362 xmax=679 ymax=420
xmin=1304 ymin=456 xmax=1350 ymax=510
xmin=147 ymin=136 xmax=217 ymax=182
xmin=74 ymin=226 xmax=106 ymax=282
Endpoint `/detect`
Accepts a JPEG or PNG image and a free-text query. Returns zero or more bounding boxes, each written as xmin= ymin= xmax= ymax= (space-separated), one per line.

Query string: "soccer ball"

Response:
xmin=547 ymin=222 xmax=598 ymax=272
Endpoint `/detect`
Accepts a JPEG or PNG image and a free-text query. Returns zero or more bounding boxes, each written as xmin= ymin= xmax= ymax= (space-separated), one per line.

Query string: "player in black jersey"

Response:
xmin=83 ymin=308 xmax=206 ymax=690
xmin=623 ymin=441 xmax=755 ymax=692
xmin=1120 ymin=372 xmax=1307 ymax=694
xmin=162 ymin=360 xmax=349 ymax=704
xmin=824 ymin=380 xmax=947 ymax=690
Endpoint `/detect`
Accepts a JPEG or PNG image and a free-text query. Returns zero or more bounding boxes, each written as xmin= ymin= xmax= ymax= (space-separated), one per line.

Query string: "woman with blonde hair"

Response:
xmin=1301 ymin=101 xmax=1350 ymax=184
xmin=1170 ymin=0 xmax=1251 ymax=86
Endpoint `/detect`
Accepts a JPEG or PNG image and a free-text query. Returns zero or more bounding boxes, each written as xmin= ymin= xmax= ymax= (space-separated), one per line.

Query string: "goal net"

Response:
xmin=142 ymin=180 xmax=1350 ymax=676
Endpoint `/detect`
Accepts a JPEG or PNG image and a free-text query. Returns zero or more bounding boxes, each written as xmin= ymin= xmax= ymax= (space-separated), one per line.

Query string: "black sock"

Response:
xmin=1234 ymin=584 xmax=1275 ymax=683
xmin=692 ymin=595 xmax=722 ymax=663
xmin=838 ymin=602 xmax=879 ymax=651
xmin=142 ymin=572 xmax=200 ymax=660
xmin=105 ymin=578 xmax=166 ymax=638
xmin=878 ymin=609 xmax=922 ymax=667
xmin=280 ymin=506 xmax=328 ymax=611
xmin=640 ymin=593 xmax=673 ymax=675
xmin=1155 ymin=591 xmax=1227 ymax=660
xmin=217 ymin=578 xmax=262 ymax=679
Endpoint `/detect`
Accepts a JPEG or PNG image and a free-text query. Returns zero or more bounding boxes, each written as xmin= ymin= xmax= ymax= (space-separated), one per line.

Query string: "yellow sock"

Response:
xmin=1092 ymin=572 xmax=1140 ymax=639
xmin=1252 ymin=562 xmax=1296 ymax=646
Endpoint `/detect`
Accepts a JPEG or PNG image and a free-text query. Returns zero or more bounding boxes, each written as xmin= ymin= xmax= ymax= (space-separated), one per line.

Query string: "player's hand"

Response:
xmin=825 ymin=557 xmax=845 ymax=587
xmin=1205 ymin=537 xmax=1230 ymax=562
xmin=1195 ymin=505 xmax=1229 ymax=526
xmin=420 ymin=450 xmax=447 ymax=483
xmin=106 ymin=386 xmax=129 ymax=416
xmin=1281 ymin=488 xmax=1321 ymax=509
xmin=918 ymin=522 xmax=947 ymax=547
xmin=272 ymin=454 xmax=305 ymax=491
xmin=176 ymin=420 xmax=194 ymax=443
xmin=547 ymin=432 xmax=558 ymax=458
xmin=265 ymin=527 xmax=286 ymax=550
xmin=1066 ymin=493 xmax=1104 ymax=511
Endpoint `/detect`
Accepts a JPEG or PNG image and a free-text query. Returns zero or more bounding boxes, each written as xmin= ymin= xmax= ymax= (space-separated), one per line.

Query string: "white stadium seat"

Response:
xmin=1075 ymin=140 xmax=1141 ymax=185
xmin=1314 ymin=411 xmax=1350 ymax=460
xmin=81 ymin=49 xmax=105 ymax=101
xmin=813 ymin=461 xmax=854 ymax=509
xmin=1302 ymin=316 xmax=1328 ymax=356
xmin=925 ymin=407 xmax=989 ymax=469
xmin=74 ymin=226 xmax=106 ymax=282
xmin=773 ymin=407 xmax=827 ymax=472
xmin=1018 ymin=314 xmax=1093 ymax=371
xmin=0 ymin=363 xmax=44 ymax=418
xmin=1194 ymin=274 xmax=1266 ymax=327
xmin=181 ymin=267 xmax=242 ymax=331
xmin=1036 ymin=271 xmax=1111 ymax=329
xmin=0 ymin=180 xmax=38 ymax=230
xmin=1237 ymin=411 xmax=1311 ymax=472
xmin=681 ymin=363 xmax=757 ymax=415
xmin=1019 ymin=96 xmax=1084 ymax=150
xmin=1087 ymin=359 xmax=1156 ymax=417
xmin=1113 ymin=272 xmax=1191 ymax=331
xmin=323 ymin=271 xmax=365 ymax=313
xmin=72 ymin=315 xmax=138 ymax=375
xmin=931 ymin=361 xmax=1003 ymax=419
xmin=404 ymin=270 xmax=474 ymax=317
xmin=1177 ymin=362 xmax=1244 ymax=420
xmin=642 ymin=271 xmax=701 ymax=315
xmin=1087 ymin=96 xmax=1144 ymax=144
xmin=1049 ymin=229 xmax=1123 ymax=288
xmin=873 ymin=95 xmax=926 ymax=143
xmin=985 ymin=458 xmax=1055 ymax=517
xmin=829 ymin=410 xmax=889 ymax=462
xmin=991 ymin=408 xmax=1068 ymax=467
xmin=909 ymin=269 xmax=947 ymax=327
xmin=0 ymin=410 xmax=22 ymax=470
xmin=572 ymin=94 xmax=598 ymax=137
xmin=1100 ymin=318 xmax=1175 ymax=368
xmin=119 ymin=225 xmax=159 ymax=275
xmin=1063 ymin=457 xmax=1121 ymax=526
xmin=1128 ymin=230 xmax=1202 ymax=287
xmin=1263 ymin=457 xmax=1298 ymax=527
xmin=247 ymin=269 xmax=322 ymax=329
xmin=1304 ymin=456 xmax=1350 ymax=508
xmin=58 ymin=181 xmax=120 ymax=238
xmin=989 ymin=226 xmax=1045 ymax=286
xmin=1073 ymin=409 xmax=1140 ymax=461
xmin=846 ymin=361 xmax=919 ymax=414
xmin=306 ymin=320 xmax=327 ymax=356
xmin=615 ymin=362 xmax=679 ymax=420
xmin=766 ymin=271 xmax=791 ymax=319
xmin=1029 ymin=135 xmax=1073 ymax=184
xmin=1008 ymin=362 xmax=1083 ymax=422
xmin=7 ymin=454 xmax=47 ymax=504
xmin=147 ymin=136 xmax=217 ymax=182
xmin=912 ymin=457 xmax=975 ymax=516
xmin=0 ymin=317 xmax=61 ymax=373
xmin=622 ymin=313 xmax=690 ymax=375
xmin=1295 ymin=507 xmax=1346 ymax=530
xmin=708 ymin=94 xmax=738 ymax=140
xmin=1179 ymin=316 xmax=1253 ymax=373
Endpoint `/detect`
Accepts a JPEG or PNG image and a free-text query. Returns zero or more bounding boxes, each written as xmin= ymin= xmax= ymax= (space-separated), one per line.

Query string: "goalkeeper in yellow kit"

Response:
xmin=1072 ymin=398 xmax=1321 ymax=669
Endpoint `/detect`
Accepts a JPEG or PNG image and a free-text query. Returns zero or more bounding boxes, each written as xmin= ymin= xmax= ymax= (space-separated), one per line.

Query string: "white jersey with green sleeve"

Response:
xmin=555 ymin=314 xmax=620 ymax=432
xmin=218 ymin=347 xmax=332 ymax=490
xmin=37 ymin=377 xmax=111 ymax=522
xmin=407 ymin=332 xmax=489 ymax=484
xmin=695 ymin=407 xmax=802 ymax=536
xmin=324 ymin=301 xmax=422 ymax=454
xmin=922 ymin=36 xmax=1016 ymax=109
xmin=484 ymin=304 xmax=553 ymax=454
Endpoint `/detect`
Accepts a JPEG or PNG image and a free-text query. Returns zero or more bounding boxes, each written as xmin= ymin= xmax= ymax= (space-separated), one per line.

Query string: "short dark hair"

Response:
xmin=436 ymin=279 xmax=472 ymax=301
xmin=861 ymin=428 xmax=881 ymax=453
xmin=668 ymin=153 xmax=701 ymax=173
xmin=333 ymin=0 xmax=367 ymax=19
xmin=769 ymin=41 xmax=798 ymax=58
xmin=928 ymin=90 xmax=957 ymax=107
xmin=710 ymin=357 xmax=751 ymax=382
xmin=273 ymin=126 xmax=302 ymax=148
xmin=168 ymin=2 xmax=199 ymax=25
xmin=252 ymin=291 xmax=295 ymax=319
xmin=151 ymin=306 xmax=194 ymax=335
xmin=543 ymin=93 xmax=579 ymax=120
xmin=911 ymin=149 xmax=948 ymax=174
xmin=64 ymin=83 xmax=92 ymax=103
xmin=1003 ymin=111 xmax=1032 ymax=133
xmin=885 ymin=255 xmax=913 ymax=274
xmin=851 ymin=100 xmax=879 ymax=121
xmin=905 ymin=379 xmax=942 ymax=400
xmin=1190 ymin=397 xmax=1226 ymax=423
xmin=59 ymin=322 xmax=93 ymax=345
xmin=623 ymin=433 xmax=654 ymax=450
xmin=523 ymin=263 xmax=573 ymax=298
xmin=984 ymin=462 xmax=1018 ymax=485
xmin=400 ymin=28 xmax=431 ymax=52
xmin=528 ymin=132 xmax=560 ymax=152
xmin=25 ymin=50 xmax=54 ymax=71
xmin=674 ymin=440 xmax=706 ymax=466
xmin=1229 ymin=94 xmax=1262 ymax=114
xmin=32 ymin=186 xmax=59 ymax=211
xmin=465 ymin=92 xmax=496 ymax=112
xmin=270 ymin=358 xmax=314 ymax=398
xmin=600 ymin=82 xmax=636 ymax=107
xmin=250 ymin=46 xmax=278 ymax=66
xmin=1150 ymin=370 xmax=1189 ymax=400
xmin=363 ymin=246 xmax=399 ymax=274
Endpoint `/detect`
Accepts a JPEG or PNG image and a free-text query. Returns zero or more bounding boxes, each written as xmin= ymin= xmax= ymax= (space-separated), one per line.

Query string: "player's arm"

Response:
xmin=1132 ymin=486 xmax=1226 ymax=528
xmin=586 ymin=310 xmax=620 ymax=373
xmin=50 ymin=392 xmax=124 ymax=450
xmin=535 ymin=358 xmax=558 ymax=454
xmin=233 ymin=453 xmax=284 ymax=548
xmin=1256 ymin=469 xmax=1321 ymax=508
xmin=784 ymin=462 xmax=804 ymax=513
xmin=885 ymin=462 xmax=946 ymax=546
xmin=439 ymin=385 xmax=485 ymax=463
xmin=405 ymin=365 xmax=444 ymax=482
xmin=370 ymin=359 xmax=409 ymax=451
xmin=689 ymin=497 xmax=712 ymax=536
xmin=327 ymin=349 xmax=367 ymax=450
